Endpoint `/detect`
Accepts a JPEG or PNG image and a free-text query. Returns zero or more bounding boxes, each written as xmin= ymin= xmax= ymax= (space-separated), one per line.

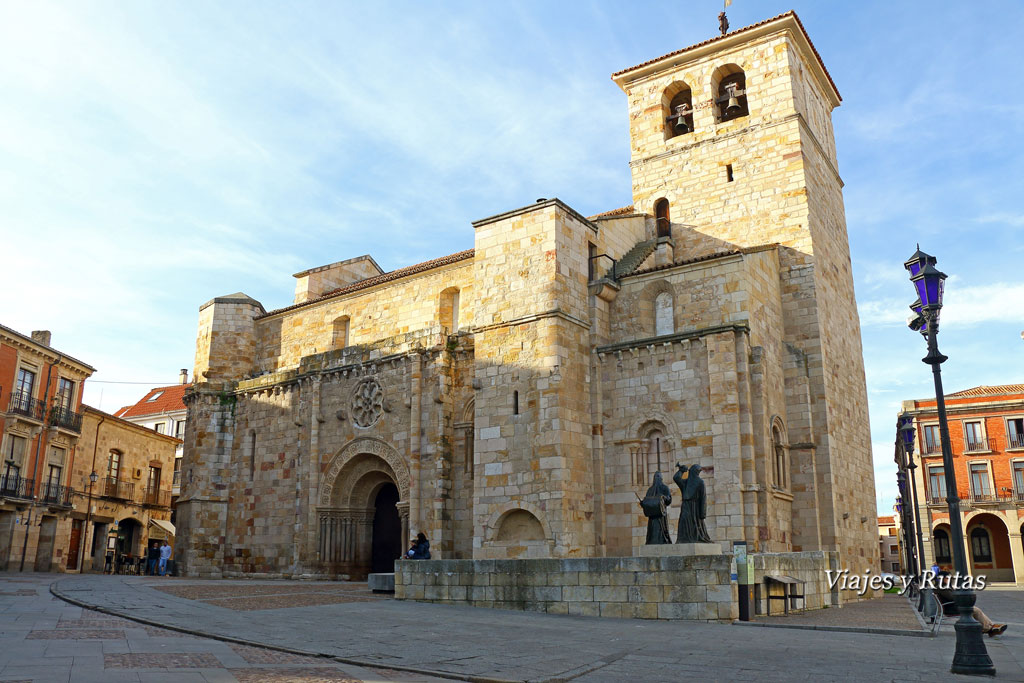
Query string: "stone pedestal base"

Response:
xmin=636 ymin=543 xmax=723 ymax=557
xmin=368 ymin=572 xmax=395 ymax=592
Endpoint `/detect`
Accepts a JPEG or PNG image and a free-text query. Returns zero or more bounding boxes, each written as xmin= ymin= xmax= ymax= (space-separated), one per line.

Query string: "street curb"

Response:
xmin=50 ymin=579 xmax=519 ymax=683
xmin=731 ymin=619 xmax=931 ymax=638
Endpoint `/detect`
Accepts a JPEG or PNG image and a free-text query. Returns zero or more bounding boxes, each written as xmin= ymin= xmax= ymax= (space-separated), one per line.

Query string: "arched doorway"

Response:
xmin=371 ymin=483 xmax=401 ymax=573
xmin=317 ymin=439 xmax=411 ymax=579
xmin=115 ymin=518 xmax=143 ymax=571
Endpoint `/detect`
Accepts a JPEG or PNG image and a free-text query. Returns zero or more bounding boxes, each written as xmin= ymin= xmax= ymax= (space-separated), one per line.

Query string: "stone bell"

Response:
xmin=673 ymin=105 xmax=690 ymax=133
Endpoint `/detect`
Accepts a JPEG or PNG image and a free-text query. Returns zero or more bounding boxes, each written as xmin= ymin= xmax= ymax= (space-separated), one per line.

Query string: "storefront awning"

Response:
xmin=148 ymin=518 xmax=176 ymax=539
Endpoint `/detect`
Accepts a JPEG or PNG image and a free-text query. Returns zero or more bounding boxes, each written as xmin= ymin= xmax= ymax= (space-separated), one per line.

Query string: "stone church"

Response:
xmin=178 ymin=11 xmax=877 ymax=581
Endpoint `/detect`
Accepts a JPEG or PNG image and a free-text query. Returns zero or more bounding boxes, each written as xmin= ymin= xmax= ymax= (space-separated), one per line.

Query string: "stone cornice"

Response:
xmin=595 ymin=323 xmax=749 ymax=356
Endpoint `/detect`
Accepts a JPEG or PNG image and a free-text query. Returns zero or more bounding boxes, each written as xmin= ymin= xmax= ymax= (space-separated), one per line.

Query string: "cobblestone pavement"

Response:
xmin=0 ymin=574 xmax=445 ymax=682
xmin=30 ymin=574 xmax=1024 ymax=682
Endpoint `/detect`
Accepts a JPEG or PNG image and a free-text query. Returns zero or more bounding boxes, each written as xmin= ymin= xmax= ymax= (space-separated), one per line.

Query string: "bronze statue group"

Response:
xmin=641 ymin=464 xmax=711 ymax=545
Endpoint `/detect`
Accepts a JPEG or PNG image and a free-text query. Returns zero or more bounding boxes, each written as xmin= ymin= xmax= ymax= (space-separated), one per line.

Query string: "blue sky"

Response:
xmin=2 ymin=1 xmax=1022 ymax=516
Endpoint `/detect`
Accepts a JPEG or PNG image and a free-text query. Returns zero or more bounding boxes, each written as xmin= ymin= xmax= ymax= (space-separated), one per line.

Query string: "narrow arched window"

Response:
xmin=332 ymin=316 xmax=350 ymax=349
xmin=654 ymin=198 xmax=670 ymax=238
xmin=654 ymin=291 xmax=674 ymax=336
xmin=714 ymin=65 xmax=749 ymax=123
xmin=664 ymin=84 xmax=693 ymax=139
xmin=249 ymin=430 xmax=257 ymax=480
xmin=772 ymin=422 xmax=787 ymax=489
xmin=970 ymin=527 xmax=992 ymax=562
xmin=440 ymin=287 xmax=460 ymax=334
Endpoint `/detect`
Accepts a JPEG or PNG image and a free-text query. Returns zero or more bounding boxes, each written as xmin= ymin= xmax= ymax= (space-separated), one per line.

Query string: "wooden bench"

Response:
xmin=765 ymin=575 xmax=805 ymax=615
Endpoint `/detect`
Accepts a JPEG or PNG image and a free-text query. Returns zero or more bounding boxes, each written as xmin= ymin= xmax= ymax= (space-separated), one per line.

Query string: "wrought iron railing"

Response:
xmin=964 ymin=437 xmax=989 ymax=453
xmin=38 ymin=482 xmax=74 ymax=507
xmin=922 ymin=442 xmax=942 ymax=455
xmin=48 ymin=405 xmax=83 ymax=433
xmin=968 ymin=491 xmax=1014 ymax=504
xmin=8 ymin=392 xmax=45 ymax=421
xmin=0 ymin=474 xmax=34 ymax=500
xmin=1009 ymin=433 xmax=1024 ymax=449
xmin=101 ymin=476 xmax=134 ymax=501
xmin=142 ymin=487 xmax=171 ymax=508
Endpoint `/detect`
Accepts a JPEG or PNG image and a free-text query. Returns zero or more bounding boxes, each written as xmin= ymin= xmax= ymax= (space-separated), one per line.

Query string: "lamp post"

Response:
xmin=894 ymin=491 xmax=912 ymax=581
xmin=899 ymin=414 xmax=927 ymax=611
xmin=904 ymin=247 xmax=994 ymax=676
xmin=78 ymin=471 xmax=98 ymax=573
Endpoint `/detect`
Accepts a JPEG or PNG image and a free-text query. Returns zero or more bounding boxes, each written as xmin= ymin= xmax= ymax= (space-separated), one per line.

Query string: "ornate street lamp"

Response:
xmin=899 ymin=414 xmax=927 ymax=609
xmin=904 ymin=247 xmax=994 ymax=676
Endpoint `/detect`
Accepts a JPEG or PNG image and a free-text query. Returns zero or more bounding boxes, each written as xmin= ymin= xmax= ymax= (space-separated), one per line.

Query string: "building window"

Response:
xmin=654 ymin=198 xmax=671 ymax=238
xmin=512 ymin=391 xmax=519 ymax=415
xmin=464 ymin=427 xmax=474 ymax=476
xmin=923 ymin=425 xmax=941 ymax=454
xmin=970 ymin=527 xmax=992 ymax=563
xmin=664 ymin=82 xmax=693 ymax=139
xmin=56 ymin=378 xmax=74 ymax=412
xmin=154 ymin=422 xmax=166 ymax=434
xmin=147 ymin=390 xmax=164 ymax=402
xmin=714 ymin=65 xmax=749 ymax=123
xmin=108 ymin=450 xmax=122 ymax=481
xmin=772 ymin=421 xmax=788 ymax=489
xmin=1007 ymin=418 xmax=1024 ymax=449
xmin=933 ymin=529 xmax=952 ymax=563
xmin=889 ymin=545 xmax=898 ymax=555
xmin=1012 ymin=461 xmax=1024 ymax=497
xmin=249 ymin=430 xmax=257 ymax=480
xmin=174 ymin=420 xmax=185 ymax=439
xmin=332 ymin=316 xmax=350 ymax=349
xmin=14 ymin=368 xmax=36 ymax=408
xmin=147 ymin=466 xmax=161 ymax=491
xmin=969 ymin=462 xmax=991 ymax=498
xmin=928 ymin=465 xmax=946 ymax=502
xmin=964 ymin=421 xmax=986 ymax=452
xmin=654 ymin=291 xmax=674 ymax=336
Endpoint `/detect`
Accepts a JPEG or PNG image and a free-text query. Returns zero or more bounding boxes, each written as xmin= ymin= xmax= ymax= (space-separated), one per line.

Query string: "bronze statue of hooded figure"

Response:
xmin=673 ymin=463 xmax=711 ymax=543
xmin=641 ymin=472 xmax=673 ymax=545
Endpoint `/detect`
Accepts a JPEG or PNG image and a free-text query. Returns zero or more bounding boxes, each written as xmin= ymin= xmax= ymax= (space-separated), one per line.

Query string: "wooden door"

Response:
xmin=67 ymin=519 xmax=83 ymax=570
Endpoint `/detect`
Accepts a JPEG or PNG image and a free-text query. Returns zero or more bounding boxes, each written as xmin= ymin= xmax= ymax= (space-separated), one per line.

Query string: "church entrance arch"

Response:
xmin=317 ymin=438 xmax=410 ymax=579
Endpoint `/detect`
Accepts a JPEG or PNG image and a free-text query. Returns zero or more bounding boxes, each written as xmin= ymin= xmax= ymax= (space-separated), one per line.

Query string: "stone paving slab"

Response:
xmin=0 ymin=573 xmax=447 ymax=683
xmin=43 ymin=573 xmax=1024 ymax=682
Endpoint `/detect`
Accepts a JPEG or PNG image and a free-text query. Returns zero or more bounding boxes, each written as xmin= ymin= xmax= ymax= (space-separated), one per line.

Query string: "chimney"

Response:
xmin=180 ymin=368 xmax=189 ymax=385
xmin=31 ymin=330 xmax=52 ymax=347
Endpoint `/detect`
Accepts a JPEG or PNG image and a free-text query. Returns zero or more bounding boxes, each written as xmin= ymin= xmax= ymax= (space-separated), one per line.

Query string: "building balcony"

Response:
xmin=0 ymin=474 xmax=35 ymax=502
xmin=1008 ymin=433 xmax=1024 ymax=450
xmin=922 ymin=443 xmax=942 ymax=455
xmin=142 ymin=487 xmax=171 ymax=508
xmin=7 ymin=392 xmax=45 ymax=423
xmin=38 ymin=482 xmax=74 ymax=508
xmin=964 ymin=437 xmax=989 ymax=453
xmin=48 ymin=405 xmax=83 ymax=434
xmin=101 ymin=477 xmax=134 ymax=501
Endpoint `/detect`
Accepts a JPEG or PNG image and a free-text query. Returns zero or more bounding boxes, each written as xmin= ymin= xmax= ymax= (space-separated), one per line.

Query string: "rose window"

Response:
xmin=351 ymin=378 xmax=384 ymax=428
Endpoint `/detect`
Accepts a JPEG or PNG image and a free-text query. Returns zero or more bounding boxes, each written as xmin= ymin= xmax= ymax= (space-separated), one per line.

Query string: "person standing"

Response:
xmin=146 ymin=541 xmax=160 ymax=576
xmin=158 ymin=540 xmax=172 ymax=576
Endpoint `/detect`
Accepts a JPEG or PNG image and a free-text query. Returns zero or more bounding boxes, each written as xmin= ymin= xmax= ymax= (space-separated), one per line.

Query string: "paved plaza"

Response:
xmin=1 ymin=573 xmax=1022 ymax=682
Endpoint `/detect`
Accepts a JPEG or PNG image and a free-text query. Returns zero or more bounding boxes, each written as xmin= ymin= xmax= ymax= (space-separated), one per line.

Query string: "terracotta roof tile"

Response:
xmin=588 ymin=206 xmax=636 ymax=220
xmin=611 ymin=11 xmax=840 ymax=102
xmin=115 ymin=384 xmax=190 ymax=419
xmin=257 ymin=249 xmax=475 ymax=320
xmin=946 ymin=384 xmax=1024 ymax=398
xmin=878 ymin=516 xmax=895 ymax=525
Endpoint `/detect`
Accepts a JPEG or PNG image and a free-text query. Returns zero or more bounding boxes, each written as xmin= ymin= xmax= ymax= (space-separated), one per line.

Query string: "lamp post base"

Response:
xmin=951 ymin=591 xmax=996 ymax=677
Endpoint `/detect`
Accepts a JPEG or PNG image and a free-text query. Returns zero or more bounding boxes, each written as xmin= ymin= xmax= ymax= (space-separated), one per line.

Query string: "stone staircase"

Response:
xmin=610 ymin=239 xmax=657 ymax=278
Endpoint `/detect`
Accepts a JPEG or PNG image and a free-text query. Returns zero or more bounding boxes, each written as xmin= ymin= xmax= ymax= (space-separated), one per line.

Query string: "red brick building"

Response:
xmin=0 ymin=325 xmax=94 ymax=571
xmin=900 ymin=384 xmax=1024 ymax=585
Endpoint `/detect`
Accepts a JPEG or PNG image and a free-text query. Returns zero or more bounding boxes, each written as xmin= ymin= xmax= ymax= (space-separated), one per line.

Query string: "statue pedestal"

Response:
xmin=636 ymin=543 xmax=723 ymax=557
